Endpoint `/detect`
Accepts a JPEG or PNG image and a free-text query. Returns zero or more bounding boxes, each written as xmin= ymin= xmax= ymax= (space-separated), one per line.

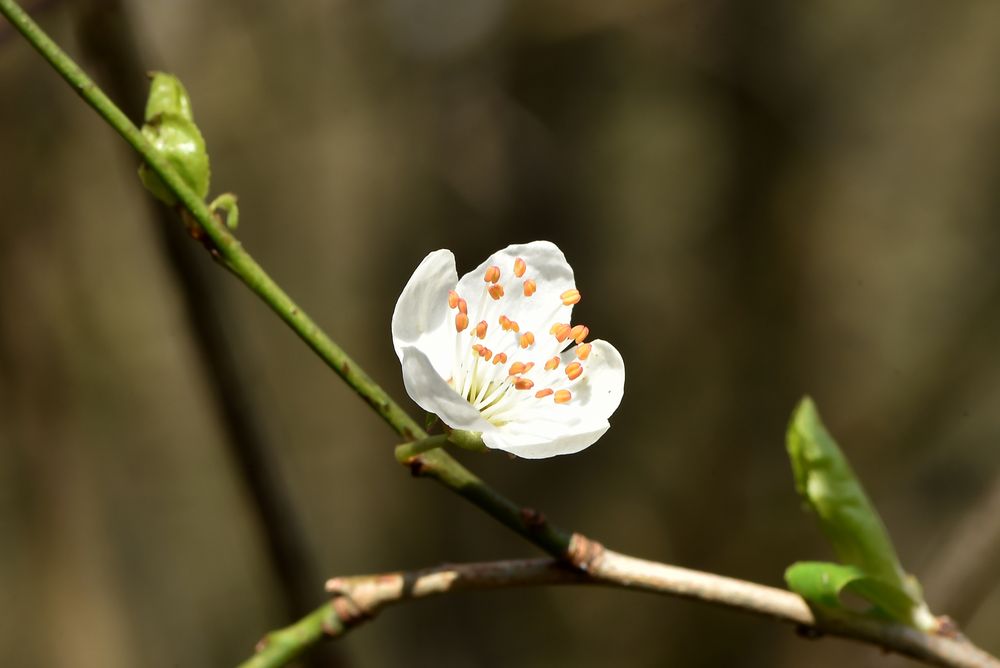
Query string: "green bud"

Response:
xmin=138 ymin=72 xmax=210 ymax=205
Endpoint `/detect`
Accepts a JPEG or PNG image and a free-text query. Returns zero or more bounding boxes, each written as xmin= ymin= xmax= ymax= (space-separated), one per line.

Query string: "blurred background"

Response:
xmin=2 ymin=0 xmax=1000 ymax=666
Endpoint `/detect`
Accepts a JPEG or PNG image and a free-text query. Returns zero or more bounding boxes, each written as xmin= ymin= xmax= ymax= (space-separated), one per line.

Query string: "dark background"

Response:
xmin=2 ymin=1 xmax=1000 ymax=666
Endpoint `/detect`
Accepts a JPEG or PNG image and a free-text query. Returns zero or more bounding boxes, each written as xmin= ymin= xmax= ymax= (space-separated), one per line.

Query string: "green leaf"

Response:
xmin=137 ymin=72 xmax=210 ymax=205
xmin=786 ymin=397 xmax=935 ymax=630
xmin=785 ymin=561 xmax=917 ymax=622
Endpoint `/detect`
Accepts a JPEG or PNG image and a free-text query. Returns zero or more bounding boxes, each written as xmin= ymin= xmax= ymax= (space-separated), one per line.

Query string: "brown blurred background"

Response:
xmin=2 ymin=1 xmax=1000 ymax=666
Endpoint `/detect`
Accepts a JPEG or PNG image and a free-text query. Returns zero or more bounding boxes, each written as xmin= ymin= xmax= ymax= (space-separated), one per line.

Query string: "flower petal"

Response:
xmin=456 ymin=241 xmax=576 ymax=358
xmin=399 ymin=346 xmax=495 ymax=433
xmin=483 ymin=419 xmax=610 ymax=459
xmin=392 ymin=249 xmax=458 ymax=377
xmin=557 ymin=339 xmax=625 ymax=421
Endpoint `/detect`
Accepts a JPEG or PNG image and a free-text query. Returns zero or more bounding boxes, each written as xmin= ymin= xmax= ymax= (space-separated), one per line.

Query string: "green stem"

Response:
xmin=239 ymin=602 xmax=341 ymax=668
xmin=0 ymin=0 xmax=573 ymax=558
xmin=395 ymin=434 xmax=450 ymax=462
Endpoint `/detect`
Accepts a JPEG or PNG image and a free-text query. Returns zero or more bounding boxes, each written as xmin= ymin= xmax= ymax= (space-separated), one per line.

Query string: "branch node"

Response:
xmin=566 ymin=533 xmax=605 ymax=572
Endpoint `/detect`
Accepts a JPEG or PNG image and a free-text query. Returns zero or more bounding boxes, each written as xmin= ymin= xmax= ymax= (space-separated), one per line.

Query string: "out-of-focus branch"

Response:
xmin=243 ymin=544 xmax=999 ymax=668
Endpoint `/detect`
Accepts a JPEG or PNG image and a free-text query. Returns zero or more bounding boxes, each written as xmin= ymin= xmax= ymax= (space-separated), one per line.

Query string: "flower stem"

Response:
xmin=394 ymin=434 xmax=450 ymax=462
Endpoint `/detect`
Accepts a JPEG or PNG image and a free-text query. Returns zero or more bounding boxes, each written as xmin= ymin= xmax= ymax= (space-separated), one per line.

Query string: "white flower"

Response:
xmin=392 ymin=241 xmax=625 ymax=459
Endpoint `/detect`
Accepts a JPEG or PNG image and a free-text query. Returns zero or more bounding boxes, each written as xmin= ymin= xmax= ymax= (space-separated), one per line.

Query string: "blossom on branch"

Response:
xmin=392 ymin=241 xmax=625 ymax=459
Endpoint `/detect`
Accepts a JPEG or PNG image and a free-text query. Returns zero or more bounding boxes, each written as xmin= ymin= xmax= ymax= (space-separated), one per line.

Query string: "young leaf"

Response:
xmin=785 ymin=561 xmax=917 ymax=623
xmin=786 ymin=397 xmax=935 ymax=630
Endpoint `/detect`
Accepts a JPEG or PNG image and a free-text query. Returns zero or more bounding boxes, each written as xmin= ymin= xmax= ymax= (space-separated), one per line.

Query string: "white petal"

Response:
xmin=392 ymin=249 xmax=458 ymax=377
xmin=483 ymin=419 xmax=610 ymax=459
xmin=555 ymin=339 xmax=625 ymax=422
xmin=455 ymin=241 xmax=576 ymax=359
xmin=399 ymin=346 xmax=495 ymax=433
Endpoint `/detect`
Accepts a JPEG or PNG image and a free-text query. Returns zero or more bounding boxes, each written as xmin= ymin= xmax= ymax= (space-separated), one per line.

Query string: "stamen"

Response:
xmin=509 ymin=319 xmax=520 ymax=332
xmin=560 ymin=289 xmax=581 ymax=305
xmin=458 ymin=298 xmax=468 ymax=315
xmin=575 ymin=343 xmax=592 ymax=360
xmin=508 ymin=361 xmax=529 ymax=376
xmin=544 ymin=356 xmax=560 ymax=371
xmin=550 ymin=323 xmax=566 ymax=335
xmin=553 ymin=324 xmax=572 ymax=342
xmin=514 ymin=258 xmax=526 ymax=277
xmin=535 ymin=388 xmax=554 ymax=398
xmin=456 ymin=313 xmax=469 ymax=332
xmin=472 ymin=344 xmax=483 ymax=355
xmin=493 ymin=352 xmax=508 ymax=365
xmin=570 ymin=325 xmax=589 ymax=343
xmin=519 ymin=332 xmax=535 ymax=348
xmin=475 ymin=320 xmax=488 ymax=338
xmin=448 ymin=290 xmax=459 ymax=309
xmin=565 ymin=362 xmax=583 ymax=381
xmin=514 ymin=378 xmax=535 ymax=390
xmin=554 ymin=389 xmax=572 ymax=404
xmin=480 ymin=347 xmax=493 ymax=361
xmin=488 ymin=284 xmax=505 ymax=300
xmin=523 ymin=279 xmax=537 ymax=297
xmin=484 ymin=266 xmax=501 ymax=283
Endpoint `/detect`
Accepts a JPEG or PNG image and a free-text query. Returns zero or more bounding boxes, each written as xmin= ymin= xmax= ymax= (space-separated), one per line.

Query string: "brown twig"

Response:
xmin=244 ymin=539 xmax=999 ymax=668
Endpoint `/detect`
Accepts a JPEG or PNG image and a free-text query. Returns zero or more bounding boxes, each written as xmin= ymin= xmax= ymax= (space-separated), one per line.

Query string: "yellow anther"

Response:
xmin=554 ymin=389 xmax=572 ymax=404
xmin=493 ymin=352 xmax=508 ymax=365
xmin=565 ymin=362 xmax=583 ymax=381
xmin=575 ymin=343 xmax=592 ymax=360
xmin=455 ymin=313 xmax=469 ymax=332
xmin=514 ymin=258 xmax=526 ymax=278
xmin=484 ymin=265 xmax=501 ymax=283
xmin=458 ymin=298 xmax=468 ymax=315
xmin=508 ymin=361 xmax=529 ymax=376
xmin=544 ymin=356 xmax=560 ymax=371
xmin=472 ymin=344 xmax=483 ymax=354
xmin=448 ymin=290 xmax=460 ymax=309
xmin=475 ymin=320 xmax=488 ymax=338
xmin=570 ymin=325 xmax=589 ymax=344
xmin=488 ymin=284 xmax=505 ymax=300
xmin=519 ymin=332 xmax=535 ymax=348
xmin=550 ymin=323 xmax=565 ymax=335
xmin=523 ymin=279 xmax=537 ymax=297
xmin=514 ymin=377 xmax=535 ymax=390
xmin=480 ymin=347 xmax=493 ymax=361
xmin=535 ymin=388 xmax=554 ymax=399
xmin=560 ymin=288 xmax=581 ymax=305
xmin=553 ymin=324 xmax=572 ymax=342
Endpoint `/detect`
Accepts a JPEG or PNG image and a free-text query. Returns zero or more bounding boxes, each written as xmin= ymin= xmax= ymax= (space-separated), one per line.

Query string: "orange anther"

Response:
xmin=488 ymin=284 xmax=505 ymax=300
xmin=553 ymin=324 xmax=572 ymax=342
xmin=457 ymin=298 xmax=468 ymax=315
xmin=575 ymin=343 xmax=592 ymax=360
xmin=523 ymin=279 xmax=537 ymax=297
xmin=493 ymin=352 xmax=508 ymax=365
xmin=570 ymin=325 xmax=589 ymax=344
xmin=522 ymin=362 xmax=535 ymax=373
xmin=509 ymin=319 xmax=520 ymax=332
xmin=508 ymin=362 xmax=529 ymax=376
xmin=544 ymin=356 xmax=560 ymax=371
xmin=514 ymin=378 xmax=535 ymax=390
xmin=514 ymin=258 xmax=526 ymax=278
xmin=455 ymin=313 xmax=469 ymax=332
xmin=535 ymin=388 xmax=554 ymax=399
xmin=560 ymin=288 xmax=581 ymax=305
xmin=554 ymin=389 xmax=572 ymax=404
xmin=472 ymin=344 xmax=483 ymax=354
xmin=475 ymin=320 xmax=488 ymax=338
xmin=519 ymin=332 xmax=535 ymax=348
xmin=480 ymin=347 xmax=493 ymax=361
xmin=550 ymin=323 xmax=565 ymax=335
xmin=499 ymin=315 xmax=511 ymax=330
xmin=484 ymin=265 xmax=501 ymax=283
xmin=448 ymin=290 xmax=459 ymax=309
xmin=565 ymin=362 xmax=583 ymax=381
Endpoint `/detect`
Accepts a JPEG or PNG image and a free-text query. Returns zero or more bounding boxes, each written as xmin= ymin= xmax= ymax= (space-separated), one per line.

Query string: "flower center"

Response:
xmin=445 ymin=257 xmax=592 ymax=426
